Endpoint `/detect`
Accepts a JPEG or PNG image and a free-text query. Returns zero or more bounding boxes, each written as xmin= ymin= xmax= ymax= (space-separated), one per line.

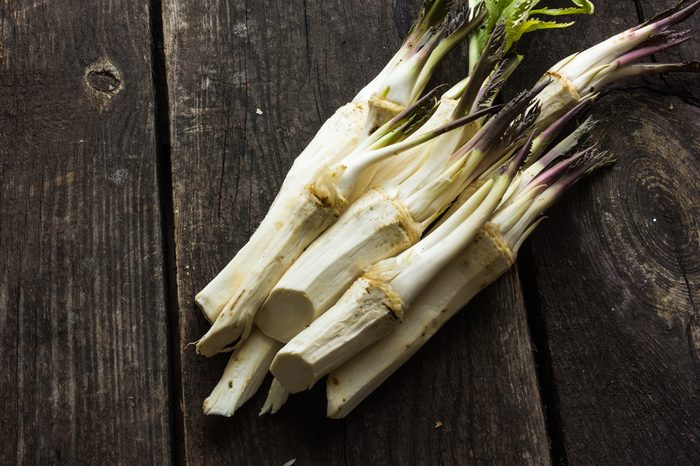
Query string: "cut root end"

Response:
xmin=270 ymin=277 xmax=403 ymax=394
xmin=256 ymin=289 xmax=316 ymax=343
xmin=270 ymin=352 xmax=316 ymax=394
xmin=203 ymin=329 xmax=282 ymax=417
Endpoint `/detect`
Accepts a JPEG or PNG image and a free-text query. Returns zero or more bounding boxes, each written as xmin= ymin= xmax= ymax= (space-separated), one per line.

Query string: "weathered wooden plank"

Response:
xmin=528 ymin=91 xmax=700 ymax=465
xmin=636 ymin=0 xmax=700 ymax=105
xmin=342 ymin=270 xmax=551 ymax=465
xmin=0 ymin=1 xmax=172 ymax=464
xmin=515 ymin=1 xmax=700 ymax=463
xmin=164 ymin=0 xmax=550 ymax=464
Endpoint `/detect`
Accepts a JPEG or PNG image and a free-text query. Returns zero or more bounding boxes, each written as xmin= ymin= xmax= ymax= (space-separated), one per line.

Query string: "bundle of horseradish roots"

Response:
xmin=193 ymin=0 xmax=700 ymax=418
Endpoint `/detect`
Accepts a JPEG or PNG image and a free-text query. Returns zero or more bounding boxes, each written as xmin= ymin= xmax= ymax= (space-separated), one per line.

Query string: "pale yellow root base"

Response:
xmin=196 ymin=187 xmax=341 ymax=357
xmin=326 ymin=224 xmax=513 ymax=418
xmin=260 ymin=378 xmax=289 ymax=415
xmin=203 ymin=328 xmax=282 ymax=417
xmin=535 ymin=76 xmax=580 ymax=129
xmin=194 ymin=100 xmax=374 ymax=323
xmin=257 ymin=189 xmax=420 ymax=343
xmin=271 ymin=276 xmax=403 ymax=394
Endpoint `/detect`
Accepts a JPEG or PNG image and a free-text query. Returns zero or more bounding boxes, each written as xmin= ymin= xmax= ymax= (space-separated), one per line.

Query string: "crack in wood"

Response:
xmin=148 ymin=0 xmax=184 ymax=465
xmin=517 ymin=249 xmax=568 ymax=466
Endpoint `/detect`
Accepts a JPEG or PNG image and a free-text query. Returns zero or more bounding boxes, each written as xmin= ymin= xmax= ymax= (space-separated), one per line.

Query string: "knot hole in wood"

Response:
xmin=84 ymin=59 xmax=123 ymax=111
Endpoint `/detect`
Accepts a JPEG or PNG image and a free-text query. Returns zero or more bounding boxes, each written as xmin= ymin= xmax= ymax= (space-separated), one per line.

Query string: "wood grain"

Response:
xmin=163 ymin=0 xmax=549 ymax=463
xmin=526 ymin=91 xmax=700 ymax=465
xmin=636 ymin=0 xmax=700 ymax=105
xmin=515 ymin=1 xmax=700 ymax=463
xmin=341 ymin=270 xmax=551 ymax=466
xmin=3 ymin=0 xmax=699 ymax=463
xmin=0 ymin=1 xmax=172 ymax=464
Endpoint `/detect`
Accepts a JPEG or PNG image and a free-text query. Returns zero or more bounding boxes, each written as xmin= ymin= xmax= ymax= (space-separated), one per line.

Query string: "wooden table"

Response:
xmin=2 ymin=1 xmax=698 ymax=464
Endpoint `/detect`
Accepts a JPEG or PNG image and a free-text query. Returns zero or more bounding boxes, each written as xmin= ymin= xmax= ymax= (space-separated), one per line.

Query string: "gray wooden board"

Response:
xmin=5 ymin=0 xmax=699 ymax=463
xmin=514 ymin=1 xmax=700 ymax=464
xmin=172 ymin=272 xmax=550 ymax=466
xmin=163 ymin=0 xmax=550 ymax=464
xmin=526 ymin=91 xmax=700 ymax=465
xmin=341 ymin=270 xmax=551 ymax=466
xmin=0 ymin=1 xmax=172 ymax=464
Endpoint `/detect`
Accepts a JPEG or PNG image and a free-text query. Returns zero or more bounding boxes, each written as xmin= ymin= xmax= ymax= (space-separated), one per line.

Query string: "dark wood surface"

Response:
xmin=163 ymin=0 xmax=550 ymax=464
xmin=2 ymin=0 xmax=698 ymax=464
xmin=528 ymin=90 xmax=700 ymax=466
xmin=0 ymin=0 xmax=173 ymax=464
xmin=515 ymin=1 xmax=700 ymax=464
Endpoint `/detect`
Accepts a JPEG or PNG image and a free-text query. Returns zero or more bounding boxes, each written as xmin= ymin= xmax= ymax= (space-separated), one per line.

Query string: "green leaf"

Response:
xmin=507 ymin=19 xmax=575 ymax=48
xmin=475 ymin=0 xmax=595 ymax=56
xmin=531 ymin=0 xmax=594 ymax=16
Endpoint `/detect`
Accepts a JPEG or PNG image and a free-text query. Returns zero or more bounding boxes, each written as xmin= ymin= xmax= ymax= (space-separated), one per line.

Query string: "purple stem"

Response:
xmin=528 ymin=148 xmax=590 ymax=189
xmin=640 ymin=0 xmax=700 ymax=34
xmin=534 ymin=99 xmax=592 ymax=147
xmin=504 ymin=132 xmax=535 ymax=178
xmin=618 ymin=30 xmax=691 ymax=67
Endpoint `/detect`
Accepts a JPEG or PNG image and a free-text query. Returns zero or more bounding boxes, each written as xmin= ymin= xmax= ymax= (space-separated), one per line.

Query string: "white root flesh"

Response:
xmin=534 ymin=75 xmax=580 ymax=129
xmin=433 ymin=183 xmax=482 ymax=229
xmin=367 ymin=97 xmax=460 ymax=189
xmin=259 ymin=378 xmax=290 ymax=415
xmin=203 ymin=328 xmax=282 ymax=417
xmin=270 ymin=179 xmax=504 ymax=391
xmin=198 ymin=94 xmax=467 ymax=355
xmin=326 ymin=224 xmax=513 ymax=418
xmin=195 ymin=101 xmax=380 ymax=323
xmin=196 ymin=187 xmax=342 ymax=356
xmin=256 ymin=97 xmax=478 ymax=344
xmin=256 ymin=189 xmax=420 ymax=343
xmin=270 ymin=277 xmax=403 ymax=394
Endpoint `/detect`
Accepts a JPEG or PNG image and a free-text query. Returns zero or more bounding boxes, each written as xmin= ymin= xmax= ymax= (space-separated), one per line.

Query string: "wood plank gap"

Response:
xmin=148 ymin=0 xmax=185 ymax=464
xmin=517 ymin=246 xmax=568 ymax=466
xmin=632 ymin=0 xmax=646 ymax=24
